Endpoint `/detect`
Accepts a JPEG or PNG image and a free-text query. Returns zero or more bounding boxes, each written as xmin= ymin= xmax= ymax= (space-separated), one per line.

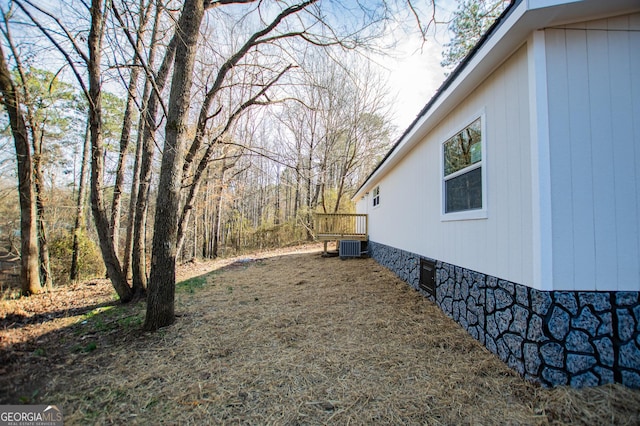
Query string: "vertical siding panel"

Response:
xmin=607 ymin=14 xmax=630 ymax=30
xmin=505 ymin=58 xmax=522 ymax=281
xmin=566 ymin=29 xmax=596 ymax=291
xmin=587 ymin=25 xmax=618 ymax=291
xmin=493 ymin=67 xmax=510 ymax=277
xmin=518 ymin=50 xmax=533 ymax=284
xmin=546 ymin=29 xmax=575 ymax=290
xmin=631 ymin=13 xmax=640 ymax=292
xmin=633 ymin=27 xmax=640 ymax=291
xmin=611 ymin=18 xmax=640 ymax=291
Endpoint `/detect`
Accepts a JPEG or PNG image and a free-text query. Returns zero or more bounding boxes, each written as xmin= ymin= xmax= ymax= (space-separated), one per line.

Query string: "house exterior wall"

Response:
xmin=544 ymin=13 xmax=640 ymax=292
xmin=353 ymin=9 xmax=640 ymax=388
xmin=358 ymin=44 xmax=534 ymax=288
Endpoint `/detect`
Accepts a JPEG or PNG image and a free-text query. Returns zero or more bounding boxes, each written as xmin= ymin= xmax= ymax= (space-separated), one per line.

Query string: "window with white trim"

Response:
xmin=372 ymin=186 xmax=380 ymax=207
xmin=443 ymin=117 xmax=484 ymax=215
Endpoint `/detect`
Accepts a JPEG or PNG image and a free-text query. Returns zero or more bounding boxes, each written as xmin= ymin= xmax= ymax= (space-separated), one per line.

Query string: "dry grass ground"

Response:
xmin=1 ymin=244 xmax=639 ymax=425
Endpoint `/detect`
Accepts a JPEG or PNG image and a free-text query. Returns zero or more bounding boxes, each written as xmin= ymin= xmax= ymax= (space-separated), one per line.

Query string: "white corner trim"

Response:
xmin=528 ymin=31 xmax=554 ymax=291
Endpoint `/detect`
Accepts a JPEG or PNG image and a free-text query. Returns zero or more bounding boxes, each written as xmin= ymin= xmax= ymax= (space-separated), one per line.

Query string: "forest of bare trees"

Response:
xmin=1 ymin=0 xmax=436 ymax=329
xmin=0 ymin=0 xmax=507 ymax=332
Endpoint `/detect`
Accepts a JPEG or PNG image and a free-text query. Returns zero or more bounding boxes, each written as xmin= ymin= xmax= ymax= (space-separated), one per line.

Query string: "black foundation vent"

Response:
xmin=419 ymin=259 xmax=436 ymax=296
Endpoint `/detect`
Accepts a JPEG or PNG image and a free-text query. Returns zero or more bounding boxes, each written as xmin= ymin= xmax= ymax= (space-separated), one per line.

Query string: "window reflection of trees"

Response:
xmin=444 ymin=118 xmax=481 ymax=177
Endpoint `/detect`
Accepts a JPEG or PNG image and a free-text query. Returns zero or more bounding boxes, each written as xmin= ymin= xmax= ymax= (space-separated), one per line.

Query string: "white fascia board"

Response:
xmin=527 ymin=0 xmax=581 ymax=10
xmin=529 ymin=0 xmax=640 ymax=27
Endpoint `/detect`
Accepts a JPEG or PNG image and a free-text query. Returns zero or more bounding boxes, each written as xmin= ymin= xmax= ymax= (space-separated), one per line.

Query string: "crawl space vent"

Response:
xmin=419 ymin=259 xmax=436 ymax=296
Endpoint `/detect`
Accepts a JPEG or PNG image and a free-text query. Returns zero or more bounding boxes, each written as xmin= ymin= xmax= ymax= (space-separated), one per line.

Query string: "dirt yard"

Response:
xmin=1 ymin=244 xmax=639 ymax=424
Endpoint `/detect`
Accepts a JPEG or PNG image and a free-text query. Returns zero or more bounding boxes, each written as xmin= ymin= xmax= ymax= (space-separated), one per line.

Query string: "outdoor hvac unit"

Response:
xmin=339 ymin=240 xmax=362 ymax=259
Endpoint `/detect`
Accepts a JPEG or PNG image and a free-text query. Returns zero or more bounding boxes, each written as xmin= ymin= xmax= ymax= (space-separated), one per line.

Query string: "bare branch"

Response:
xmin=183 ymin=1 xmax=316 ymax=175
xmin=205 ymin=0 xmax=259 ymax=10
xmin=110 ymin=1 xmax=170 ymax=118
xmin=21 ymin=0 xmax=90 ymax=64
xmin=13 ymin=0 xmax=90 ymax=100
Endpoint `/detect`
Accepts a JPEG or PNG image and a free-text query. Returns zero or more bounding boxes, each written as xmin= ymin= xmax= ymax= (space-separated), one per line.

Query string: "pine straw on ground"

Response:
xmin=1 ymin=244 xmax=639 ymax=425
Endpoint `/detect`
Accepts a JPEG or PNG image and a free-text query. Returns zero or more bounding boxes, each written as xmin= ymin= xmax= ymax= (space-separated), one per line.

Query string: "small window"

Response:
xmin=443 ymin=117 xmax=485 ymax=216
xmin=372 ymin=186 xmax=380 ymax=207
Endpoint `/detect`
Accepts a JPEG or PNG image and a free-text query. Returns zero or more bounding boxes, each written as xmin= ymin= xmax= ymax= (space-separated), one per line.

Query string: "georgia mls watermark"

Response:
xmin=0 ymin=405 xmax=63 ymax=426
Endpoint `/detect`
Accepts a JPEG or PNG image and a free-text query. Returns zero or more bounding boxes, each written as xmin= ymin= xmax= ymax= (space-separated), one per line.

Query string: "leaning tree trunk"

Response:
xmin=0 ymin=45 xmax=42 ymax=295
xmin=144 ymin=0 xmax=205 ymax=331
xmin=122 ymin=109 xmax=143 ymax=280
xmin=87 ymin=0 xmax=133 ymax=302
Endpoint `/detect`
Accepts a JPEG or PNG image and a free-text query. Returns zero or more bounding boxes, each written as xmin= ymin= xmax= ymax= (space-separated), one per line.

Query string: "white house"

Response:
xmin=353 ymin=0 xmax=640 ymax=388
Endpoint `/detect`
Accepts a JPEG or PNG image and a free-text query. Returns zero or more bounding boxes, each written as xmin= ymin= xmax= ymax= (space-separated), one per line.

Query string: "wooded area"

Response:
xmin=0 ymin=0 xmax=439 ymax=329
xmin=0 ymin=0 xmax=508 ymax=330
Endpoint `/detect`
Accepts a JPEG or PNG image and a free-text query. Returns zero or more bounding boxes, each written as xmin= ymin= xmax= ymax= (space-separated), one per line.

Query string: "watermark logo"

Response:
xmin=0 ymin=405 xmax=63 ymax=426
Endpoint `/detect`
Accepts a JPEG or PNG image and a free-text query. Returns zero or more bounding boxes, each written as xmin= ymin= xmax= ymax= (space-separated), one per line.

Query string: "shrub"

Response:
xmin=48 ymin=230 xmax=105 ymax=285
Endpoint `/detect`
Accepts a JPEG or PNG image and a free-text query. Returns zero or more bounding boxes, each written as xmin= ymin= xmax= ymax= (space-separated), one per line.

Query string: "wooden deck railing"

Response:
xmin=314 ymin=213 xmax=368 ymax=241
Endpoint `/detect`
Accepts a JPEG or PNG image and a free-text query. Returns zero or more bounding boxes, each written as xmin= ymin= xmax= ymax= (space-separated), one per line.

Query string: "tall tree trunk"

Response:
xmin=274 ymin=169 xmax=281 ymax=225
xmin=123 ymin=107 xmax=144 ymax=281
xmin=211 ymin=168 xmax=227 ymax=258
xmin=201 ymin=169 xmax=211 ymax=258
xmin=70 ymin=122 xmax=91 ymax=281
xmin=305 ymin=150 xmax=313 ymax=241
xmin=88 ymin=0 xmax=133 ymax=302
xmin=111 ymin=0 xmax=151 ymax=258
xmin=124 ymin=0 xmax=162 ymax=282
xmin=294 ymin=165 xmax=300 ymax=221
xmin=0 ymin=45 xmax=42 ymax=295
xmin=145 ymin=0 xmax=205 ymax=331
xmin=30 ymin=129 xmax=53 ymax=290
xmin=131 ymin=5 xmax=175 ymax=295
xmin=110 ymin=66 xmax=140 ymax=257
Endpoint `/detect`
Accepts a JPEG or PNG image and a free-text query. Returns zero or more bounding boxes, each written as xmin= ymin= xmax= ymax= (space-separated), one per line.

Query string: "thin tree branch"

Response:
xmin=183 ymin=1 xmax=316 ymax=175
xmin=13 ymin=0 xmax=90 ymax=101
xmin=110 ymin=1 xmax=170 ymax=118
xmin=21 ymin=0 xmax=90 ymax=64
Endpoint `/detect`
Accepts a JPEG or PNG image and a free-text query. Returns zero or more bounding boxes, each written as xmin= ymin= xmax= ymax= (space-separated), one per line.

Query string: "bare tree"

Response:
xmin=109 ymin=0 xmax=153 ymax=259
xmin=12 ymin=0 xmax=134 ymax=300
xmin=144 ymin=0 xmax=207 ymax=330
xmin=145 ymin=0 xmax=333 ymax=330
xmin=70 ymin=121 xmax=91 ymax=281
xmin=86 ymin=0 xmax=134 ymax=301
xmin=130 ymin=7 xmax=178 ymax=295
xmin=0 ymin=12 xmax=56 ymax=290
xmin=0 ymin=43 xmax=42 ymax=295
xmin=122 ymin=0 xmax=164 ymax=283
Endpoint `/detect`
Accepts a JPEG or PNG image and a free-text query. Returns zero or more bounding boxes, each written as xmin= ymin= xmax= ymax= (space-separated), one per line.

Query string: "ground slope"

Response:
xmin=1 ymin=244 xmax=639 ymax=424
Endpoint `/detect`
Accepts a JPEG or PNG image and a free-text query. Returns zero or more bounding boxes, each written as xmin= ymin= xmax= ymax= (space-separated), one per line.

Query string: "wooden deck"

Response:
xmin=314 ymin=213 xmax=368 ymax=254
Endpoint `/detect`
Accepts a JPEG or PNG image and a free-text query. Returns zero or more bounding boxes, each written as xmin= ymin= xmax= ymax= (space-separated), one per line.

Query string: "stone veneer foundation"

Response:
xmin=368 ymin=241 xmax=640 ymax=388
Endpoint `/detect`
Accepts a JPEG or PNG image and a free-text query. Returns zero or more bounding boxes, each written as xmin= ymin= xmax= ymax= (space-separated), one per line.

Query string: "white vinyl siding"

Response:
xmin=545 ymin=13 xmax=640 ymax=291
xmin=361 ymin=45 xmax=533 ymax=287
